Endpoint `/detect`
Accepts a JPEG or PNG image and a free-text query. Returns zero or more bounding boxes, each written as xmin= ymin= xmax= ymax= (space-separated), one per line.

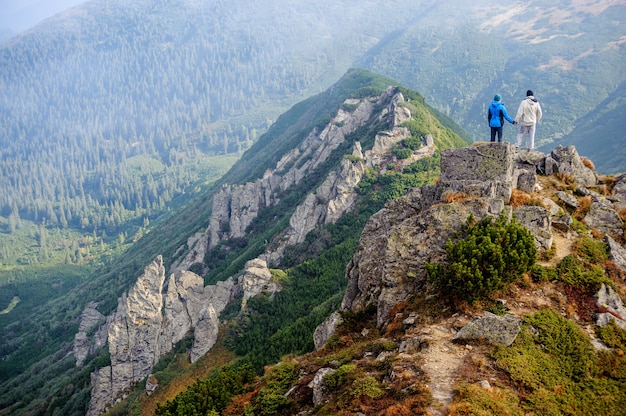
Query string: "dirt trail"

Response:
xmin=420 ymin=321 xmax=470 ymax=416
xmin=418 ymin=211 xmax=577 ymax=415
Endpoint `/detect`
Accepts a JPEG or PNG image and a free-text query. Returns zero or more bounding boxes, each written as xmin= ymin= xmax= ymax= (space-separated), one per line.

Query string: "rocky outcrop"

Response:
xmin=314 ymin=311 xmax=344 ymax=351
xmin=341 ymin=143 xmax=526 ymax=328
xmin=190 ymin=305 xmax=219 ymax=362
xmin=545 ymin=145 xmax=597 ymax=186
xmin=325 ymin=142 xmax=610 ymax=339
xmin=87 ymin=256 xmax=167 ymax=416
xmin=239 ymin=258 xmax=277 ymax=308
xmin=86 ymin=257 xmax=234 ymax=415
xmin=86 ymin=87 xmax=442 ymax=414
xmin=316 ymin=142 xmax=622 ymax=349
xmin=159 ymin=270 xmax=207 ymax=354
xmin=73 ymin=301 xmax=107 ymax=367
xmin=176 ymin=87 xmax=421 ymax=271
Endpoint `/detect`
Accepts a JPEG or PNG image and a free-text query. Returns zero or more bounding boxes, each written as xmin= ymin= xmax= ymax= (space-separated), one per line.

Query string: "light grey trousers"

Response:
xmin=516 ymin=124 xmax=536 ymax=149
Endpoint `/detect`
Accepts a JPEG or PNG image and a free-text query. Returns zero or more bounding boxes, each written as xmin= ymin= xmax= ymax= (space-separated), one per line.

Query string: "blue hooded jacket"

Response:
xmin=488 ymin=100 xmax=514 ymax=128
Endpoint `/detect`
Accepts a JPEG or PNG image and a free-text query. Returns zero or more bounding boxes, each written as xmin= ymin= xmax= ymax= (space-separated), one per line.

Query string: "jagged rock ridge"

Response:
xmin=79 ymin=86 xmax=438 ymax=415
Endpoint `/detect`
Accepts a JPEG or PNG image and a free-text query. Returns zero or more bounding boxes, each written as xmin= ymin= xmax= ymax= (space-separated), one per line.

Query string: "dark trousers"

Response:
xmin=490 ymin=126 xmax=503 ymax=142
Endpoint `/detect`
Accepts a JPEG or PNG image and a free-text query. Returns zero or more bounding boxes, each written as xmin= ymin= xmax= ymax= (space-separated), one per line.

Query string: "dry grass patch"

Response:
xmin=509 ymin=189 xmax=546 ymax=208
xmin=581 ymin=157 xmax=595 ymax=170
xmin=443 ymin=191 xmax=472 ymax=203
xmin=573 ymin=195 xmax=592 ymax=220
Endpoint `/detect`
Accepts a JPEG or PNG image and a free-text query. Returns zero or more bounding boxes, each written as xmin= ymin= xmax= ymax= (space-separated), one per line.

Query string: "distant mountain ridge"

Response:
xmin=0 ymin=0 xmax=624 ymax=238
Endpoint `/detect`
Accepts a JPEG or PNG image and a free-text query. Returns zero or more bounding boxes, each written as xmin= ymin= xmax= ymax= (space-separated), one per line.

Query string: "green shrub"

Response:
xmin=449 ymin=383 xmax=523 ymax=416
xmin=492 ymin=309 xmax=626 ymax=415
xmin=391 ymin=147 xmax=412 ymax=160
xmin=556 ymin=255 xmax=612 ymax=293
xmin=324 ymin=364 xmax=357 ymax=390
xmin=530 ymin=263 xmax=558 ymax=283
xmin=426 ymin=213 xmax=536 ymax=303
xmin=347 ymin=376 xmax=384 ymax=399
xmin=572 ymin=237 xmax=609 ymax=264
xmin=253 ymin=361 xmax=298 ymax=415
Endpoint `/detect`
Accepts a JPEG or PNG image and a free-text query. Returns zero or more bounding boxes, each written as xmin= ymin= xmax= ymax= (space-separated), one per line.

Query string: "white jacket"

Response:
xmin=515 ymin=96 xmax=542 ymax=126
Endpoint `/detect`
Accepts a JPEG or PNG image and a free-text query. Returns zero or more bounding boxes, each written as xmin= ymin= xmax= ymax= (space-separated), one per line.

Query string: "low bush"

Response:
xmin=426 ymin=213 xmax=536 ymax=303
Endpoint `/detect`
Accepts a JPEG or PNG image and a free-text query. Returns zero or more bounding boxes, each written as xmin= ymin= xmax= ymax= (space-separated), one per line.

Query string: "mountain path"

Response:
xmin=420 ymin=321 xmax=471 ymax=416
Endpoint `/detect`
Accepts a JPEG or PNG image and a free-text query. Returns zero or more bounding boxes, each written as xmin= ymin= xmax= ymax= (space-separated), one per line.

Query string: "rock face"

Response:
xmin=87 ymin=256 xmax=167 ymax=416
xmin=342 ymin=143 xmax=527 ymax=328
xmin=239 ymin=258 xmax=277 ymax=308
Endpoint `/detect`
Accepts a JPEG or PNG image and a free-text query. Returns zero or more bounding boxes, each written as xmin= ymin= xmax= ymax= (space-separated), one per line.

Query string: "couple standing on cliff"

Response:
xmin=487 ymin=90 xmax=543 ymax=149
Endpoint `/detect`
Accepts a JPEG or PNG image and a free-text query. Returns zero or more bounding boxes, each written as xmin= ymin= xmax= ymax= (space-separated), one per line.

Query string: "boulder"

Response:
xmin=190 ymin=305 xmax=220 ymax=363
xmin=452 ymin=314 xmax=522 ymax=346
xmin=308 ymin=368 xmax=336 ymax=405
xmin=513 ymin=205 xmax=553 ymax=251
xmin=584 ymin=197 xmax=623 ymax=236
xmin=556 ymin=191 xmax=579 ymax=210
xmin=595 ymin=283 xmax=626 ymax=329
xmin=549 ymin=145 xmax=596 ymax=187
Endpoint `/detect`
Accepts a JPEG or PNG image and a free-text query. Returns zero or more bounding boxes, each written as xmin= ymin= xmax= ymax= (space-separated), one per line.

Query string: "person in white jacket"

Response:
xmin=515 ymin=90 xmax=543 ymax=149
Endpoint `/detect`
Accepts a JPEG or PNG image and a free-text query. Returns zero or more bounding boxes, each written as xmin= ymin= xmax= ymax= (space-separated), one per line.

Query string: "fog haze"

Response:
xmin=0 ymin=0 xmax=84 ymax=36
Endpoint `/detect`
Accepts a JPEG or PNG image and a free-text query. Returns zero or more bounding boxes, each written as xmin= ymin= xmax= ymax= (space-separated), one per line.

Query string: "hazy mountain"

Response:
xmin=0 ymin=0 xmax=623 ymax=240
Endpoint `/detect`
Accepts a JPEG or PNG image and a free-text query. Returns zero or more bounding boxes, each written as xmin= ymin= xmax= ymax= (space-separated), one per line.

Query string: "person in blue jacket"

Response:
xmin=487 ymin=94 xmax=516 ymax=143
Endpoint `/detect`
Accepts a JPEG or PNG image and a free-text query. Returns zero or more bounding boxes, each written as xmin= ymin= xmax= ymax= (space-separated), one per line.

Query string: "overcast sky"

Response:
xmin=0 ymin=0 xmax=85 ymax=35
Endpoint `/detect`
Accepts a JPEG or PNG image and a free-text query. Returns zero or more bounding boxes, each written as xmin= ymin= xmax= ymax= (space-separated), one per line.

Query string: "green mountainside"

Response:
xmin=0 ymin=0 xmax=625 ymax=414
xmin=0 ymin=69 xmax=468 ymax=415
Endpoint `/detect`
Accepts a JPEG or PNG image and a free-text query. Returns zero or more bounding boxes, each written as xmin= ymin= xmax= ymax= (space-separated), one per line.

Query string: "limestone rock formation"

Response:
xmin=85 ymin=87 xmax=438 ymax=414
xmin=73 ymin=301 xmax=107 ymax=367
xmin=176 ymin=87 xmax=421 ymax=271
xmin=86 ymin=257 xmax=233 ymax=415
xmin=239 ymin=258 xmax=277 ymax=307
xmin=87 ymin=256 xmax=167 ymax=416
xmin=341 ymin=143 xmax=525 ymax=328
xmin=190 ymin=305 xmax=219 ymax=363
